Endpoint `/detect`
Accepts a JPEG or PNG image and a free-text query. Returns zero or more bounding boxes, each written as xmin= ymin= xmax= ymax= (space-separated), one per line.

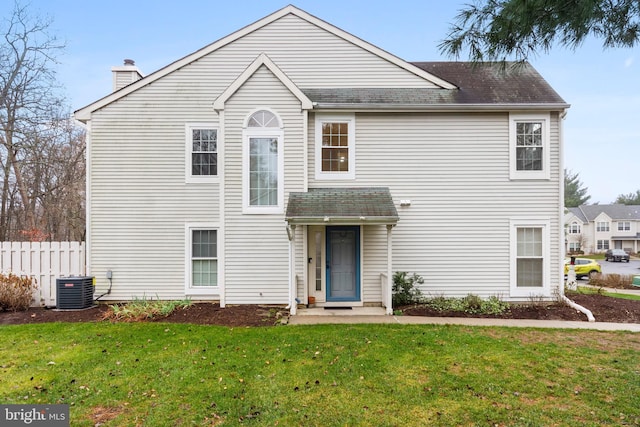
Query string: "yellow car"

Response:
xmin=564 ymin=258 xmax=602 ymax=279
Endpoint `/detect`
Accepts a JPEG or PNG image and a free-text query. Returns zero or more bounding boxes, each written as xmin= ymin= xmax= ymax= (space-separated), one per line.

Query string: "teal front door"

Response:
xmin=326 ymin=226 xmax=360 ymax=302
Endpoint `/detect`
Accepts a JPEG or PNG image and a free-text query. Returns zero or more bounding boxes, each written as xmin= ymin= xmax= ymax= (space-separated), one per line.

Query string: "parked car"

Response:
xmin=605 ymin=249 xmax=630 ymax=262
xmin=564 ymin=258 xmax=602 ymax=279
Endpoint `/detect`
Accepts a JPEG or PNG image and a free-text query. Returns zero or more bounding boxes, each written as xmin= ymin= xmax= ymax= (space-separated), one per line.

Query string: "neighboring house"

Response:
xmin=74 ymin=6 xmax=568 ymax=314
xmin=565 ymin=205 xmax=640 ymax=254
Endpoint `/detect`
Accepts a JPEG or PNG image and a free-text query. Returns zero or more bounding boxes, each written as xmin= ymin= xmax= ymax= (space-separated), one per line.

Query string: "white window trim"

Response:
xmin=185 ymin=223 xmax=221 ymax=296
xmin=185 ymin=123 xmax=219 ymax=184
xmin=315 ymin=114 xmax=356 ymax=180
xmin=509 ymin=113 xmax=550 ymax=180
xmin=568 ymin=221 xmax=581 ymax=234
xmin=510 ymin=219 xmax=551 ymax=298
xmin=618 ymin=221 xmax=631 ymax=231
xmin=242 ymin=127 xmax=284 ymax=215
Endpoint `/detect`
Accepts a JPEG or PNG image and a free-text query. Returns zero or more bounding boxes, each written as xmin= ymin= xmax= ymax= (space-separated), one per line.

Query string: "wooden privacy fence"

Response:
xmin=0 ymin=242 xmax=86 ymax=307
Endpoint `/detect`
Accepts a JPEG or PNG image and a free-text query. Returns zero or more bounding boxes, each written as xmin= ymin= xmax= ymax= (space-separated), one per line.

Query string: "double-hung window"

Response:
xmin=243 ymin=110 xmax=284 ymax=214
xmin=186 ymin=226 xmax=218 ymax=292
xmin=618 ymin=221 xmax=631 ymax=231
xmin=568 ymin=222 xmax=581 ymax=234
xmin=597 ymin=240 xmax=610 ymax=250
xmin=510 ymin=219 xmax=550 ymax=297
xmin=186 ymin=124 xmax=218 ymax=182
xmin=315 ymin=114 xmax=355 ymax=180
xmin=597 ymin=221 xmax=609 ymax=232
xmin=568 ymin=242 xmax=580 ymax=252
xmin=509 ymin=113 xmax=550 ymax=180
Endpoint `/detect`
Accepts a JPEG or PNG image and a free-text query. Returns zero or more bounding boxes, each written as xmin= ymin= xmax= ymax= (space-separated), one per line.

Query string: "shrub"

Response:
xmin=422 ymin=294 xmax=510 ymax=315
xmin=589 ymin=273 xmax=633 ymax=289
xmin=0 ymin=273 xmax=36 ymax=312
xmin=392 ymin=272 xmax=424 ymax=307
xmin=104 ymin=297 xmax=192 ymax=322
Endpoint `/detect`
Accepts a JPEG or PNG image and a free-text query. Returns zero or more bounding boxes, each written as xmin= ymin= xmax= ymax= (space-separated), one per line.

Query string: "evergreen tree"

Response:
xmin=440 ymin=0 xmax=640 ymax=62
xmin=564 ymin=169 xmax=591 ymax=207
xmin=615 ymin=190 xmax=640 ymax=205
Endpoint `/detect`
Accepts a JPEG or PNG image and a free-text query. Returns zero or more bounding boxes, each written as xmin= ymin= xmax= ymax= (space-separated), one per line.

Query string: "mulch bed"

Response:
xmin=402 ymin=293 xmax=640 ymax=323
xmin=1 ymin=293 xmax=640 ymax=325
xmin=0 ymin=303 xmax=287 ymax=327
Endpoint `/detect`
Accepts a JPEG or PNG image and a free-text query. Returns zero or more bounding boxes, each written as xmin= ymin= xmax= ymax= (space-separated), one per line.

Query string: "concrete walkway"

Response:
xmin=289 ymin=287 xmax=640 ymax=331
xmin=288 ymin=314 xmax=640 ymax=331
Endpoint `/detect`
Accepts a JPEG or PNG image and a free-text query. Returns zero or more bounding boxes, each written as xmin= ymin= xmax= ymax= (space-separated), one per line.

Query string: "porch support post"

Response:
xmin=386 ymin=224 xmax=393 ymax=315
xmin=288 ymin=224 xmax=297 ymax=315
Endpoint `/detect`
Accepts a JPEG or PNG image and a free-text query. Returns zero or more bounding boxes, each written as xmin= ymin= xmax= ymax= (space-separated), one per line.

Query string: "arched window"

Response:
xmin=243 ymin=110 xmax=284 ymax=213
xmin=247 ymin=110 xmax=279 ymax=128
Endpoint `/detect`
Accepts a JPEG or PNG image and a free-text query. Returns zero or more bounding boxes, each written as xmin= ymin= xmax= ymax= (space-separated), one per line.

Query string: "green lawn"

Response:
xmin=577 ymin=286 xmax=640 ymax=300
xmin=1 ymin=322 xmax=639 ymax=426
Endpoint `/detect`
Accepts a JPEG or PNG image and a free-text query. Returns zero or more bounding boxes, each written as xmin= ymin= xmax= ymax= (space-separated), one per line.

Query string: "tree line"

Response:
xmin=0 ymin=3 xmax=84 ymax=241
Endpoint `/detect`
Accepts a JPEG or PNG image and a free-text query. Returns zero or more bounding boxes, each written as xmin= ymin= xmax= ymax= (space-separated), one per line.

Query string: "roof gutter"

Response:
xmin=285 ymin=216 xmax=399 ymax=225
xmin=312 ymin=103 xmax=571 ymax=112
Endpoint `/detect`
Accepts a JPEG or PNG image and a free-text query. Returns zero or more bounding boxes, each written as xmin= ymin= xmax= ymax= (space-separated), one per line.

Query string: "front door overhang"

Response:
xmin=285 ymin=187 xmax=399 ymax=226
xmin=285 ymin=187 xmax=398 ymax=315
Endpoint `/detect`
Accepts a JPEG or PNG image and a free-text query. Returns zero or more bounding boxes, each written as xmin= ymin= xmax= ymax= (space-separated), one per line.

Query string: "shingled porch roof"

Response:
xmin=285 ymin=187 xmax=399 ymax=225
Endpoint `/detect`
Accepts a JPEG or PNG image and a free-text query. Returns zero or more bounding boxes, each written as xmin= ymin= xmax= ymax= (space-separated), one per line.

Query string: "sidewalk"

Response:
xmin=288 ymin=287 xmax=640 ymax=331
xmin=289 ymin=313 xmax=640 ymax=332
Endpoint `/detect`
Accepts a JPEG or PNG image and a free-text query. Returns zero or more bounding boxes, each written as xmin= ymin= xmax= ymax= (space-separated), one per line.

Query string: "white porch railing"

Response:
xmin=0 ymin=242 xmax=86 ymax=307
xmin=380 ymin=272 xmax=391 ymax=312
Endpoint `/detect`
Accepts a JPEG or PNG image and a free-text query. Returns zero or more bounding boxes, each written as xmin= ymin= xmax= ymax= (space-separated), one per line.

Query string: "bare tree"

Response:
xmin=0 ymin=2 xmax=85 ymax=241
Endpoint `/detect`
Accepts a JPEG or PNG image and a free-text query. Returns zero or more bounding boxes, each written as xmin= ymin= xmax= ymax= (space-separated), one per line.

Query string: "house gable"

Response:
xmin=75 ymin=5 xmax=454 ymax=121
xmin=213 ymin=53 xmax=312 ymax=111
xmin=595 ymin=212 xmax=612 ymax=223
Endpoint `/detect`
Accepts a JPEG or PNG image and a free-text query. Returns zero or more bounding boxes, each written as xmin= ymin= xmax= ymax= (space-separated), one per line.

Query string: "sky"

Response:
xmin=2 ymin=0 xmax=638 ymax=204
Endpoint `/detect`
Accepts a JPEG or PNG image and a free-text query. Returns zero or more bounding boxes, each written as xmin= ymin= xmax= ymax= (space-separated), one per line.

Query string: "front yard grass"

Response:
xmin=577 ymin=285 xmax=640 ymax=301
xmin=1 ymin=322 xmax=639 ymax=426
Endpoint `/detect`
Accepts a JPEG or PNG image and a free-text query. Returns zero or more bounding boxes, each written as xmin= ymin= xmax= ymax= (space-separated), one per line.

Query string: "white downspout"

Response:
xmin=287 ymin=224 xmax=297 ymax=315
xmin=386 ymin=224 xmax=393 ymax=315
xmin=562 ymin=295 xmax=595 ymax=322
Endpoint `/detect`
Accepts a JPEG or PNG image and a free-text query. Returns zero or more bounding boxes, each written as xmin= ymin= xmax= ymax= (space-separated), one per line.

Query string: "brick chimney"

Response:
xmin=111 ymin=59 xmax=143 ymax=92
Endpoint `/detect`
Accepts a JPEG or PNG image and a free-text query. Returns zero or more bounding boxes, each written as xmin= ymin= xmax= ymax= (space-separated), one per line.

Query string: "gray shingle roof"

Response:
xmin=569 ymin=204 xmax=640 ymax=222
xmin=303 ymin=62 xmax=568 ymax=109
xmin=286 ymin=187 xmax=399 ymax=225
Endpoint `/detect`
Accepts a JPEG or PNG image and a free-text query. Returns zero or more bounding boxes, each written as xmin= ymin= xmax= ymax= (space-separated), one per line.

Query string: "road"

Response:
xmin=599 ymin=259 xmax=640 ymax=276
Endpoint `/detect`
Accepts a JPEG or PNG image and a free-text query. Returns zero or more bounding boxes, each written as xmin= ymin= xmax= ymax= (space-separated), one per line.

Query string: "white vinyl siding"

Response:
xmin=88 ymin=10 xmax=437 ymax=301
xmin=309 ymin=112 xmax=562 ymax=301
xmin=88 ymin=110 xmax=222 ymax=300
xmin=216 ymin=15 xmax=438 ymax=89
xmin=362 ymin=225 xmax=387 ymax=303
xmin=223 ymin=66 xmax=306 ymax=304
xmin=86 ymin=11 xmax=563 ymax=304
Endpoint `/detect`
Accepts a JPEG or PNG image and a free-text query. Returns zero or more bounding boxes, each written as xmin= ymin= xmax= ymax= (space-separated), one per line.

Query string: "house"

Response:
xmin=74 ymin=5 xmax=568 ymax=314
xmin=565 ymin=205 xmax=640 ymax=254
